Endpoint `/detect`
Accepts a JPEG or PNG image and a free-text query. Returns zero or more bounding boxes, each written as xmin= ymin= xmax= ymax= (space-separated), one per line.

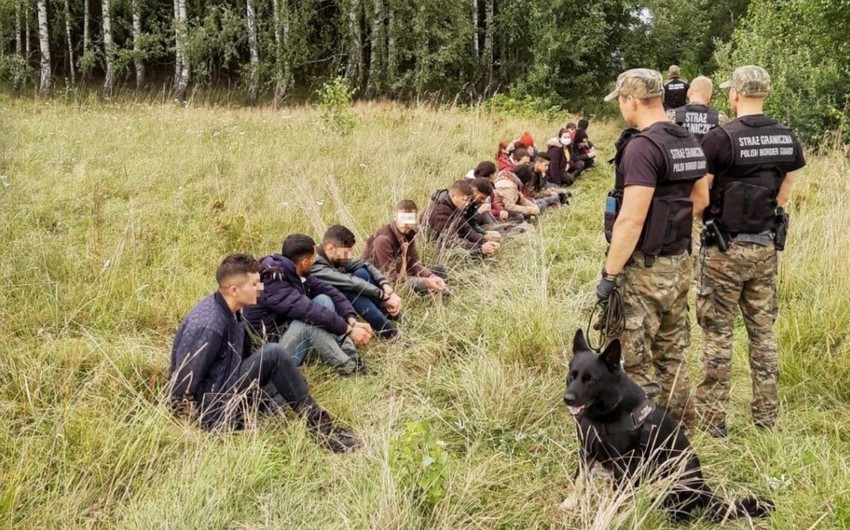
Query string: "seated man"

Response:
xmin=423 ymin=179 xmax=500 ymax=258
xmin=244 ymin=234 xmax=374 ymax=376
xmin=312 ymin=225 xmax=402 ymax=339
xmin=465 ymin=178 xmax=506 ymax=239
xmin=574 ymin=118 xmax=597 ymax=168
xmin=493 ymin=169 xmax=541 ymax=220
xmin=513 ymin=163 xmax=561 ymax=214
xmin=363 ymin=200 xmax=449 ymax=295
xmin=169 ymin=254 xmax=359 ymax=453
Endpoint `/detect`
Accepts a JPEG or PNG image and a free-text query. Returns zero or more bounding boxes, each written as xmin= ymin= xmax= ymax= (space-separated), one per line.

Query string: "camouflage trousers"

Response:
xmin=696 ymin=241 xmax=779 ymax=429
xmin=609 ymin=251 xmax=695 ymax=426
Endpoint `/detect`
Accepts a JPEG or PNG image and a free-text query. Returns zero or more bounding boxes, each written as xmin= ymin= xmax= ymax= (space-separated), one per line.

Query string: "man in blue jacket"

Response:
xmin=169 ymin=253 xmax=360 ymax=452
xmin=244 ymin=234 xmax=374 ymax=376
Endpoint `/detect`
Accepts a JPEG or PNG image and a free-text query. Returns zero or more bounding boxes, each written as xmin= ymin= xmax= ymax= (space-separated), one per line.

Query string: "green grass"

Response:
xmin=0 ymin=97 xmax=848 ymax=529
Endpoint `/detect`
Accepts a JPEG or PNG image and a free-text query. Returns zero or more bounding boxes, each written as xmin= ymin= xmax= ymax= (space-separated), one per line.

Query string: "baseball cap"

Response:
xmin=604 ymin=69 xmax=664 ymax=102
xmin=719 ymin=65 xmax=771 ymax=97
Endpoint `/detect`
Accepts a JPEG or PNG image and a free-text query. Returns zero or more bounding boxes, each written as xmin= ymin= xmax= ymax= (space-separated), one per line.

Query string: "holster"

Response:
xmin=774 ymin=209 xmax=789 ymax=250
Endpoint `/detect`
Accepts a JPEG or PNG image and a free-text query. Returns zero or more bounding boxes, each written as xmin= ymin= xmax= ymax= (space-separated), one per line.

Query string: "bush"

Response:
xmin=483 ymin=92 xmax=562 ymax=120
xmin=390 ymin=420 xmax=450 ymax=510
xmin=315 ymin=76 xmax=357 ymax=135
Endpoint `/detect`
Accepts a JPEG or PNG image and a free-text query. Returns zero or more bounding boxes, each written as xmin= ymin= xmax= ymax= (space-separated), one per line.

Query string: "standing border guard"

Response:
xmin=696 ymin=65 xmax=806 ymax=437
xmin=596 ymin=68 xmax=709 ymax=426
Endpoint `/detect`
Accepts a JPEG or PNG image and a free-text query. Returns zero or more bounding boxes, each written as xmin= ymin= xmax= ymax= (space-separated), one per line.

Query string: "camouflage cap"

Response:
xmin=604 ymin=69 xmax=664 ymax=102
xmin=668 ymin=65 xmax=681 ymax=78
xmin=719 ymin=65 xmax=771 ymax=97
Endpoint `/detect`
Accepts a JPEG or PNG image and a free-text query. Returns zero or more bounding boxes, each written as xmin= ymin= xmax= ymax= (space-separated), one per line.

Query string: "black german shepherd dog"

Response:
xmin=562 ymin=330 xmax=774 ymax=522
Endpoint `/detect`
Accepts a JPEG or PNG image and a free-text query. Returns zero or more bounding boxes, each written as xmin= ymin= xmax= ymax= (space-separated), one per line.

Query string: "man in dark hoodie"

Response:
xmin=169 ymin=253 xmax=360 ymax=452
xmin=312 ymin=225 xmax=402 ymax=339
xmin=423 ymin=179 xmax=500 ymax=258
xmin=244 ymin=234 xmax=373 ymax=376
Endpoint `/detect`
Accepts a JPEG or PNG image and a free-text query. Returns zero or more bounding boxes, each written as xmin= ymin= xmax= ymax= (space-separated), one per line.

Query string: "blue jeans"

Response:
xmin=278 ymin=294 xmax=357 ymax=370
xmin=341 ymin=267 xmax=398 ymax=338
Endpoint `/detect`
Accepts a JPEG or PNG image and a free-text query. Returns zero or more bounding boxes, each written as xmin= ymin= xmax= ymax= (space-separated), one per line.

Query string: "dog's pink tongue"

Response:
xmin=568 ymin=405 xmax=585 ymax=416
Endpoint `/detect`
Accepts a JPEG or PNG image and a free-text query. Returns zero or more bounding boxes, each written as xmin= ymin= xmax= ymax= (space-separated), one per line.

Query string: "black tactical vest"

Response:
xmin=673 ymin=103 xmax=720 ymax=140
xmin=606 ymin=123 xmax=706 ymax=257
xmin=709 ymin=115 xmax=797 ymax=235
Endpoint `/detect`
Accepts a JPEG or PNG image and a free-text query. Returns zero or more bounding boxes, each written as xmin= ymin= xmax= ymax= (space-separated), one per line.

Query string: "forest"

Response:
xmin=1 ymin=0 xmax=849 ymax=141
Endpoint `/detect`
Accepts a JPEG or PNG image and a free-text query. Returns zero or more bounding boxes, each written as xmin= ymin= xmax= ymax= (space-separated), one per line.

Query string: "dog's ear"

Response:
xmin=600 ymin=339 xmax=622 ymax=371
xmin=573 ymin=329 xmax=589 ymax=353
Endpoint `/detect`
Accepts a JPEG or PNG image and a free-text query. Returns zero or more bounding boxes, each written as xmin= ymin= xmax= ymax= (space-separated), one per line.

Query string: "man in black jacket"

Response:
xmin=169 ymin=254 xmax=360 ymax=452
xmin=244 ymin=234 xmax=374 ymax=376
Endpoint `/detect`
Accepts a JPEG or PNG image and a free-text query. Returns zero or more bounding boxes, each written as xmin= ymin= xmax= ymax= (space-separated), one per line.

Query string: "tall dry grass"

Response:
xmin=0 ymin=97 xmax=847 ymax=528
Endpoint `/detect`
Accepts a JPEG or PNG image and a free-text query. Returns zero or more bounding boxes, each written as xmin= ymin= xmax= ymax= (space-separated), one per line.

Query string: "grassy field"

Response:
xmin=1 ymin=97 xmax=848 ymax=529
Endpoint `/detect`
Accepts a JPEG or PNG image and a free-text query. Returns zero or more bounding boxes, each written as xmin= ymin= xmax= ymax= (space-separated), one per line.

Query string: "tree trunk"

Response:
xmin=172 ymin=0 xmax=182 ymax=86
xmin=132 ymin=0 xmax=144 ymax=90
xmin=344 ymin=0 xmax=362 ymax=90
xmin=25 ymin=0 xmax=31 ymax=60
xmin=83 ymin=0 xmax=90 ymax=53
xmin=386 ymin=2 xmax=396 ymax=93
xmin=36 ymin=0 xmax=50 ymax=97
xmin=245 ymin=0 xmax=259 ymax=105
xmin=483 ymin=0 xmax=494 ymax=89
xmin=63 ymin=0 xmax=75 ymax=84
xmin=13 ymin=0 xmax=22 ymax=96
xmin=271 ymin=0 xmax=290 ymax=106
xmin=173 ymin=0 xmax=190 ymax=100
xmin=365 ymin=0 xmax=383 ymax=98
xmin=101 ymin=0 xmax=114 ymax=99
xmin=472 ymin=0 xmax=478 ymax=57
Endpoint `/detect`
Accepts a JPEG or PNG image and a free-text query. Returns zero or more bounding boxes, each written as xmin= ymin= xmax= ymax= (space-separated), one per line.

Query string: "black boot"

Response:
xmin=340 ymin=355 xmax=373 ymax=377
xmin=293 ymin=397 xmax=361 ymax=453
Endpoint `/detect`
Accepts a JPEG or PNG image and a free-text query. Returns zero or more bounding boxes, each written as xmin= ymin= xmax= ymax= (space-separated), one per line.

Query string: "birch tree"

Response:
xmin=173 ymin=0 xmax=189 ymax=100
xmin=13 ymin=0 xmax=23 ymax=96
xmin=365 ymin=0 xmax=384 ymax=97
xmin=245 ymin=0 xmax=259 ymax=105
xmin=101 ymin=0 xmax=114 ymax=99
xmin=36 ymin=0 xmax=50 ymax=96
xmin=386 ymin=1 xmax=396 ymax=92
xmin=63 ymin=0 xmax=75 ymax=84
xmin=271 ymin=0 xmax=291 ymax=106
xmin=483 ymin=0 xmax=494 ymax=89
xmin=344 ymin=0 xmax=363 ymax=90
xmin=132 ymin=0 xmax=144 ymax=89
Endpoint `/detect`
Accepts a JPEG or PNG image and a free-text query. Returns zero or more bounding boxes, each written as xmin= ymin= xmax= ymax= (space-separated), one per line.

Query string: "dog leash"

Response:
xmin=585 ymin=289 xmax=625 ymax=352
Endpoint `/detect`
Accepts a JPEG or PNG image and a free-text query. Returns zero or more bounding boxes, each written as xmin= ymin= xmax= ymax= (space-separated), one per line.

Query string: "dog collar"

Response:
xmin=585 ymin=398 xmax=656 ymax=436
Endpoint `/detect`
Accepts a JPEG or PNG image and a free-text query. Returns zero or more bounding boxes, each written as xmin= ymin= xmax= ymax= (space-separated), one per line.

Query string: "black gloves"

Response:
xmin=596 ymin=269 xmax=618 ymax=302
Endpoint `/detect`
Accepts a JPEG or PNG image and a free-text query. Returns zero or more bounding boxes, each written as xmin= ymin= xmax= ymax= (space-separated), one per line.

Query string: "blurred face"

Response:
xmin=534 ymin=159 xmax=550 ymax=174
xmin=517 ymin=155 xmax=531 ymax=165
xmin=224 ymin=272 xmax=263 ymax=308
xmin=450 ymin=191 xmax=471 ymax=210
xmin=395 ymin=210 xmax=418 ymax=235
xmin=323 ymin=243 xmax=353 ymax=266
xmin=472 ymin=190 xmax=487 ymax=206
xmin=294 ymin=251 xmax=316 ymax=278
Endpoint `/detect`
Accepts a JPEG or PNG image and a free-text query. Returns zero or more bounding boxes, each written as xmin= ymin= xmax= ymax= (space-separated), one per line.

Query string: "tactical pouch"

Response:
xmin=604 ymin=190 xmax=621 ymax=244
xmin=720 ymin=181 xmax=774 ymax=234
xmin=639 ymin=197 xmax=672 ymax=257
xmin=774 ymin=209 xmax=789 ymax=250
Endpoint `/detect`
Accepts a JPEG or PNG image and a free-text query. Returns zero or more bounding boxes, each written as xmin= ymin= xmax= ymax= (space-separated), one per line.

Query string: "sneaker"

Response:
xmin=295 ymin=397 xmax=362 ymax=454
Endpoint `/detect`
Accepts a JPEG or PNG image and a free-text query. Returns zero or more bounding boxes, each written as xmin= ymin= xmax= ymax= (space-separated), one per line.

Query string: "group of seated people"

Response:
xmin=168 ymin=120 xmax=597 ymax=453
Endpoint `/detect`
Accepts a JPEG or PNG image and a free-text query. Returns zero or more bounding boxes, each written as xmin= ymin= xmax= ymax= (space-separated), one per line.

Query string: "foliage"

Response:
xmin=390 ymin=420 xmax=450 ymax=510
xmin=315 ymin=76 xmax=357 ymax=136
xmin=483 ymin=92 xmax=561 ymax=120
xmin=716 ymin=0 xmax=850 ymax=143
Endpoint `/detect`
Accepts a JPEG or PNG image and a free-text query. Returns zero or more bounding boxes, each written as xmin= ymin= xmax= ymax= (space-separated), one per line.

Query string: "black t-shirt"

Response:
xmin=620 ymin=128 xmax=667 ymax=189
xmin=663 ymin=79 xmax=689 ymax=110
xmin=701 ymin=115 xmax=806 ymax=175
